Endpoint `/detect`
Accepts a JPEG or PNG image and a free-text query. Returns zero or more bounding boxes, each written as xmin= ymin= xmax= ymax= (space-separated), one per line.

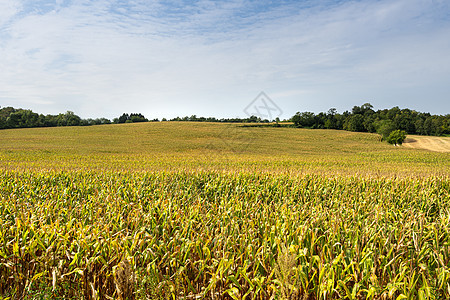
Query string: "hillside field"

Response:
xmin=1 ymin=122 xmax=449 ymax=175
xmin=0 ymin=122 xmax=449 ymax=299
xmin=403 ymin=135 xmax=450 ymax=153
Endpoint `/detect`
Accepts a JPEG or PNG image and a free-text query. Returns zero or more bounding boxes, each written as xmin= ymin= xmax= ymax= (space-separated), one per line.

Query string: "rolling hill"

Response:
xmin=0 ymin=122 xmax=448 ymax=176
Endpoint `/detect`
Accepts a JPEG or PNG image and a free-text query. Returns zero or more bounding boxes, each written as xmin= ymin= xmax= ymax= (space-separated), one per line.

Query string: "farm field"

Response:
xmin=0 ymin=122 xmax=449 ymax=299
xmin=403 ymin=135 xmax=450 ymax=153
xmin=1 ymin=122 xmax=449 ymax=176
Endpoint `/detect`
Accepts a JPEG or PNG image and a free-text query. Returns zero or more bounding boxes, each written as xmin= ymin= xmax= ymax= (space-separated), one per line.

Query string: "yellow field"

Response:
xmin=0 ymin=123 xmax=449 ymax=299
xmin=0 ymin=122 xmax=449 ymax=175
xmin=403 ymin=135 xmax=450 ymax=153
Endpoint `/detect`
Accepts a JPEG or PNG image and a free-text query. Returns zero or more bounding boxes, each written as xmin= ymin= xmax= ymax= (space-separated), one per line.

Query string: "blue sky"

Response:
xmin=1 ymin=0 xmax=449 ymax=120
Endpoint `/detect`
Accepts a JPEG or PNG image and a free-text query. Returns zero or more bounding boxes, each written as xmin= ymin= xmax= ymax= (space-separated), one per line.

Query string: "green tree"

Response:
xmin=423 ymin=117 xmax=434 ymax=135
xmin=343 ymin=114 xmax=365 ymax=132
xmin=374 ymin=120 xmax=395 ymax=140
xmin=6 ymin=112 xmax=22 ymax=128
xmin=352 ymin=103 xmax=374 ymax=115
xmin=393 ymin=109 xmax=416 ymax=133
xmin=118 ymin=113 xmax=129 ymax=123
xmin=129 ymin=113 xmax=148 ymax=123
xmin=292 ymin=112 xmax=316 ymax=127
xmin=415 ymin=118 xmax=424 ymax=135
xmin=56 ymin=111 xmax=81 ymax=126
xmin=386 ymin=130 xmax=407 ymax=146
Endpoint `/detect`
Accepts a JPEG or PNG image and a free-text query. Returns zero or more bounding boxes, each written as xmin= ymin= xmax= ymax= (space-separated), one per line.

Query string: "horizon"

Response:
xmin=2 ymin=101 xmax=450 ymax=122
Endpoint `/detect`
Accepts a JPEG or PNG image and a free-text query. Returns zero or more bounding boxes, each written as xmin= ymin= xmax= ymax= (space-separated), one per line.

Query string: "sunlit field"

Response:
xmin=1 ymin=122 xmax=449 ymax=175
xmin=1 ymin=122 xmax=449 ymax=299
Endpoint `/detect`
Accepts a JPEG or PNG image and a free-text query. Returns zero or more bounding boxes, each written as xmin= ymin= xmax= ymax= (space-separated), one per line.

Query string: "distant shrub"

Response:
xmin=387 ymin=129 xmax=407 ymax=145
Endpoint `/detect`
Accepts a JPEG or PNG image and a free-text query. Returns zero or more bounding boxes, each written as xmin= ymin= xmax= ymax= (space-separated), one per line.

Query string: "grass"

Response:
xmin=0 ymin=122 xmax=449 ymax=299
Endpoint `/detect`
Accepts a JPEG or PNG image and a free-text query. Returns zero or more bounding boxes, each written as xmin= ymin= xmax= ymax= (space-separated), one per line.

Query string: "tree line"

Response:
xmin=0 ymin=107 xmax=268 ymax=129
xmin=0 ymin=108 xmax=158 ymax=129
xmin=1 ymin=104 xmax=449 ymax=138
xmin=291 ymin=103 xmax=450 ymax=136
xmin=0 ymin=107 xmax=110 ymax=129
xmin=164 ymin=115 xmax=270 ymax=123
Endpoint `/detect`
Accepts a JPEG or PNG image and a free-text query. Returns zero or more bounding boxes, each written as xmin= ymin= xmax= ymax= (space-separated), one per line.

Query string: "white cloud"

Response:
xmin=0 ymin=2 xmax=21 ymax=26
xmin=0 ymin=0 xmax=449 ymax=118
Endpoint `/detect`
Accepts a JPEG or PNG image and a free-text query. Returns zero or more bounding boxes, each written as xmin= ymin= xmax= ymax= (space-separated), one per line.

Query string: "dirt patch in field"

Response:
xmin=403 ymin=135 xmax=450 ymax=153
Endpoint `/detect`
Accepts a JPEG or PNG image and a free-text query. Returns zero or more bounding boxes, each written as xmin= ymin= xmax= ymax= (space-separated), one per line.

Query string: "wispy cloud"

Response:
xmin=0 ymin=0 xmax=449 ymax=118
xmin=0 ymin=1 xmax=21 ymax=21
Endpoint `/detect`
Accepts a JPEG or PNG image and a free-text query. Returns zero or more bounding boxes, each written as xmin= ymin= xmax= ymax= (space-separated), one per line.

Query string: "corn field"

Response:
xmin=1 ymin=170 xmax=449 ymax=299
